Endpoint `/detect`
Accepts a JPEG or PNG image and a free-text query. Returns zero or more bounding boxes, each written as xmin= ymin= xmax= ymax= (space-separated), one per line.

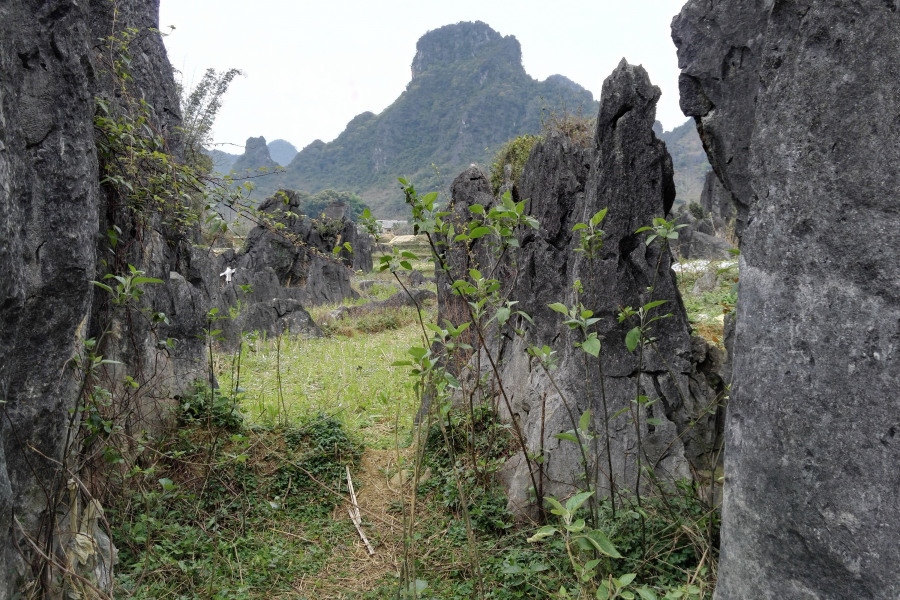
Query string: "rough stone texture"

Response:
xmin=222 ymin=190 xmax=359 ymax=309
xmin=318 ymin=200 xmax=373 ymax=273
xmin=700 ymin=169 xmax=736 ymax=226
xmin=0 ymin=0 xmax=203 ymax=594
xmin=672 ymin=213 xmax=736 ymax=260
xmin=0 ymin=2 xmax=100 ymax=595
xmin=674 ymin=2 xmax=900 ymax=598
xmin=671 ymin=171 xmax=737 ymax=260
xmin=440 ymin=61 xmax=726 ymax=515
xmin=0 ymin=2 xmax=335 ymax=595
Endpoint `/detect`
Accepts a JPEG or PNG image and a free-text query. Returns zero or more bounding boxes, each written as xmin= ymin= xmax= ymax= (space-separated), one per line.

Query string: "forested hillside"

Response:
xmin=239 ymin=21 xmax=599 ymax=216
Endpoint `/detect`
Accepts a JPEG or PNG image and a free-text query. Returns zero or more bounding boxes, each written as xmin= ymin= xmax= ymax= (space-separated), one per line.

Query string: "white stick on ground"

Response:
xmin=346 ymin=466 xmax=375 ymax=555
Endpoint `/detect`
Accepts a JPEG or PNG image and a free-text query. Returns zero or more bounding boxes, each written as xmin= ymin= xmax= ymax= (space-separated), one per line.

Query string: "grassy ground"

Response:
xmin=111 ymin=256 xmax=724 ymax=599
xmin=219 ymin=316 xmax=427 ymax=448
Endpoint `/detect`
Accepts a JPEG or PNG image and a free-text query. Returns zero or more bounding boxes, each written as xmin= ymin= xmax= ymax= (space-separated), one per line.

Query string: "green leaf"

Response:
xmin=445 ymin=373 xmax=461 ymax=389
xmin=580 ymin=529 xmax=622 ymax=558
xmin=131 ymin=277 xmax=164 ymax=285
xmin=581 ymin=336 xmax=601 ymax=357
xmin=565 ymin=518 xmax=586 ymax=533
xmin=572 ymin=223 xmax=588 ymax=231
xmin=591 ymin=208 xmax=608 ymax=226
xmin=625 ymin=327 xmax=641 ymax=352
xmin=619 ymin=573 xmax=637 ymax=586
xmin=544 ymin=497 xmax=567 ymax=517
xmin=646 ymin=418 xmax=663 ymax=426
xmin=408 ymin=347 xmax=428 ymax=359
xmin=646 ymin=234 xmax=658 ymax=245
xmin=636 ymin=588 xmax=658 ymax=600
xmin=469 ymin=269 xmax=482 ymax=281
xmin=527 ymin=525 xmax=558 ymax=543
xmin=727 ymin=248 xmax=741 ymax=255
xmin=579 ymin=410 xmax=591 ymax=432
xmin=643 ymin=300 xmax=668 ymax=311
xmin=554 ymin=432 xmax=579 ymax=443
xmin=469 ymin=227 xmax=491 ymax=239
xmin=469 ymin=204 xmax=485 ymax=214
xmin=548 ymin=303 xmax=569 ymax=314
xmin=566 ymin=491 xmax=594 ymax=515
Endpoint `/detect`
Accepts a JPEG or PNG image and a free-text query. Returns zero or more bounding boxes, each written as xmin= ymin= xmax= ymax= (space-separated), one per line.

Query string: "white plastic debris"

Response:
xmin=220 ymin=266 xmax=237 ymax=283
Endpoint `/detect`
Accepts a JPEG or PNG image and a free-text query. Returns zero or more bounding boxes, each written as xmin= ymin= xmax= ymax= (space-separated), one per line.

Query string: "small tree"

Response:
xmin=176 ymin=67 xmax=243 ymax=171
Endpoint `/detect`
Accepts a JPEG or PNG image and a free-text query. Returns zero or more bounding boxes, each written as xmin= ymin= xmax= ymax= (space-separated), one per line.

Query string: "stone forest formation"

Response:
xmin=0 ymin=1 xmax=897 ymax=598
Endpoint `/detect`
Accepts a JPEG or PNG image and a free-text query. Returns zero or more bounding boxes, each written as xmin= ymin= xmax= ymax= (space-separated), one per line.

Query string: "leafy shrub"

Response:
xmin=313 ymin=215 xmax=344 ymax=240
xmin=489 ymin=134 xmax=542 ymax=195
xmin=279 ymin=416 xmax=364 ymax=514
xmin=688 ymin=201 xmax=706 ymax=220
xmin=177 ymin=381 xmax=243 ymax=431
xmin=541 ymin=105 xmax=596 ymax=148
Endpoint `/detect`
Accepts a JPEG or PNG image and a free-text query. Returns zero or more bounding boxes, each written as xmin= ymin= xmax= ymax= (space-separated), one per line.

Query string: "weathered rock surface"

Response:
xmin=318 ymin=200 xmax=373 ymax=273
xmin=0 ymin=0 xmax=205 ymax=595
xmin=0 ymin=3 xmax=340 ymax=596
xmin=672 ymin=211 xmax=735 ymax=260
xmin=0 ymin=3 xmax=101 ymax=595
xmin=699 ymin=169 xmax=736 ymax=226
xmin=674 ymin=2 xmax=900 ymax=598
xmin=439 ymin=61 xmax=726 ymax=515
xmin=671 ymin=171 xmax=737 ymax=260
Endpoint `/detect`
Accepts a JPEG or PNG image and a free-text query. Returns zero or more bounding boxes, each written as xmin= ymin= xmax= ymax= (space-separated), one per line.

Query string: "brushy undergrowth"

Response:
xmin=490 ymin=134 xmax=542 ymax=195
xmin=112 ymin=415 xmax=364 ymax=600
xmin=673 ymin=259 xmax=738 ymax=344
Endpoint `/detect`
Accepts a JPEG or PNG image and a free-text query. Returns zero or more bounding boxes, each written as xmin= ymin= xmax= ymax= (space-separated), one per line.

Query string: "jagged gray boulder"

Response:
xmin=439 ymin=61 xmax=726 ymax=515
xmin=0 ymin=0 xmax=201 ymax=595
xmin=700 ymin=170 xmax=736 ymax=226
xmin=674 ymin=2 xmax=900 ymax=598
xmin=318 ymin=200 xmax=373 ymax=273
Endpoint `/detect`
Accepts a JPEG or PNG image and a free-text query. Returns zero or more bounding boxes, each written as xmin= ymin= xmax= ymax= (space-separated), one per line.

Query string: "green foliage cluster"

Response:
xmin=489 ymin=134 xmax=542 ymax=195
xmin=688 ymin=202 xmax=705 ymax=220
xmin=177 ymin=381 xmax=244 ymax=431
xmin=176 ymin=67 xmax=243 ymax=171
xmin=112 ymin=416 xmax=363 ymax=599
xmin=286 ymin=188 xmax=371 ymax=221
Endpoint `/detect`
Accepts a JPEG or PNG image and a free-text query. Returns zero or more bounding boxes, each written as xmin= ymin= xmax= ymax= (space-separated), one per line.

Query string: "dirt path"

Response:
xmin=292 ymin=448 xmax=414 ymax=598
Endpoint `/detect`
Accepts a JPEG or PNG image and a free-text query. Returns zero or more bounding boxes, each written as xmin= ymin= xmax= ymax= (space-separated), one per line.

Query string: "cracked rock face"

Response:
xmin=439 ymin=61 xmax=726 ymax=516
xmin=674 ymin=2 xmax=900 ymax=598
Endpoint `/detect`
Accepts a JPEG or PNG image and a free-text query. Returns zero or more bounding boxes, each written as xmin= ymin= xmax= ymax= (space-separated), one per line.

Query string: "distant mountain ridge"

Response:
xmin=226 ymin=21 xmax=710 ymax=215
xmin=239 ymin=21 xmax=600 ymax=216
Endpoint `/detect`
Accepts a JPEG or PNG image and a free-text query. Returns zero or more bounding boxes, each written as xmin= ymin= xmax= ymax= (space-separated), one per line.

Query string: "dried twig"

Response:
xmin=346 ymin=466 xmax=375 ymax=555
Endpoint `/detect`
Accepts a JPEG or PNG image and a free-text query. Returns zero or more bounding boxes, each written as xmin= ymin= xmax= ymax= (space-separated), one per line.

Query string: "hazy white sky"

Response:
xmin=160 ymin=0 xmax=690 ymax=154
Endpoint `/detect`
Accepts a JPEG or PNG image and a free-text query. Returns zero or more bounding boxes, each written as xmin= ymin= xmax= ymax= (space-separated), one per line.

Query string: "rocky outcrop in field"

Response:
xmin=674 ymin=1 xmax=900 ymax=597
xmin=437 ymin=61 xmax=727 ymax=515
